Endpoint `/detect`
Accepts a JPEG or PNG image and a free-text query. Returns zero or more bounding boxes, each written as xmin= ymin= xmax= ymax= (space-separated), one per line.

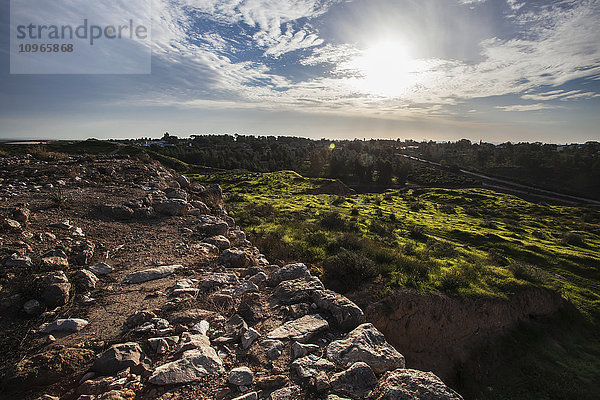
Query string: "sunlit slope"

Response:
xmin=192 ymin=170 xmax=600 ymax=319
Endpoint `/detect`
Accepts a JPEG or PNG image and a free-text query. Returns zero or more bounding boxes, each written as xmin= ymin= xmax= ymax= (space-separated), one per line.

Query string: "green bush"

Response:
xmin=320 ymin=211 xmax=346 ymax=231
xmin=323 ymin=249 xmax=378 ymax=292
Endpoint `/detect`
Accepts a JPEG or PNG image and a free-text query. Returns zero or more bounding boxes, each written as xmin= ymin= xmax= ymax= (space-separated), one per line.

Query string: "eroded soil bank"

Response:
xmin=351 ymin=287 xmax=568 ymax=386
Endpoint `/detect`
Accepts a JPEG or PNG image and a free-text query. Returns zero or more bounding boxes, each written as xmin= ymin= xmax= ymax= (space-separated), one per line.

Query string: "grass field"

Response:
xmin=191 ymin=170 xmax=600 ymax=319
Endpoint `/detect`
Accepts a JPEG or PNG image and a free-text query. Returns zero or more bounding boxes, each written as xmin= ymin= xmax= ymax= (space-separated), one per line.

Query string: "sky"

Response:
xmin=1 ymin=0 xmax=599 ymax=143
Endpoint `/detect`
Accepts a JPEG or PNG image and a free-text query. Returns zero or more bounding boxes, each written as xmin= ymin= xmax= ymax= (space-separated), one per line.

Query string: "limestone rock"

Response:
xmin=176 ymin=332 xmax=211 ymax=353
xmin=234 ymin=280 xmax=259 ymax=297
xmin=23 ymin=299 xmax=41 ymax=315
xmin=291 ymin=341 xmax=320 ymax=359
xmin=269 ymin=385 xmax=300 ymax=400
xmin=72 ymin=269 xmax=99 ymax=291
xmin=92 ymin=342 xmax=150 ymax=376
xmin=124 ymin=265 xmax=180 ymax=284
xmin=376 ymin=369 xmax=463 ymax=400
xmin=259 ymin=339 xmax=284 ymax=359
xmin=291 ymin=355 xmax=335 ymax=380
xmin=270 ymin=263 xmax=310 ymax=285
xmin=271 ymin=276 xmax=325 ymax=305
xmin=311 ymin=289 xmax=364 ymax=331
xmin=176 ymin=175 xmax=190 ymax=188
xmin=196 ymin=216 xmax=229 ymax=237
xmin=149 ymin=347 xmax=224 ymax=385
xmin=154 ymin=199 xmax=188 ymax=216
xmin=326 ymin=323 xmax=405 ymax=374
xmin=242 ymin=328 xmax=261 ymax=349
xmin=267 ymin=314 xmax=329 ymax=343
xmin=41 ymin=318 xmax=88 ymax=333
xmin=88 ymin=262 xmax=114 ymax=275
xmin=219 ymin=248 xmax=256 ymax=268
xmin=330 ymin=362 xmax=377 ymax=399
xmin=229 ymin=366 xmax=253 ymax=386
xmin=166 ymin=188 xmax=188 ymax=201
xmin=198 ymin=272 xmax=240 ymax=289
xmin=233 ymin=393 xmax=258 ymax=400
xmin=204 ymin=235 xmax=231 ymax=250
xmin=125 ymin=310 xmax=157 ymax=328
xmin=4 ymin=218 xmax=21 ymax=231
xmin=41 ymin=271 xmax=71 ymax=308
xmin=225 ymin=314 xmax=248 ymax=340
xmin=4 ymin=253 xmax=33 ymax=268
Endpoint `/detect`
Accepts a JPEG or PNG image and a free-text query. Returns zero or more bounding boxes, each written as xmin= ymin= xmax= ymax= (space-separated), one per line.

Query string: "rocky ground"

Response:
xmin=0 ymin=154 xmax=463 ymax=400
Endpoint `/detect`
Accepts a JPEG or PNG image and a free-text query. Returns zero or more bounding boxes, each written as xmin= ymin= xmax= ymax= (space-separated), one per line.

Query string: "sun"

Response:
xmin=346 ymin=39 xmax=419 ymax=98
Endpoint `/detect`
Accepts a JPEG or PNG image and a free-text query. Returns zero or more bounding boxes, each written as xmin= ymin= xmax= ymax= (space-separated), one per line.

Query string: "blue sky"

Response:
xmin=1 ymin=0 xmax=599 ymax=143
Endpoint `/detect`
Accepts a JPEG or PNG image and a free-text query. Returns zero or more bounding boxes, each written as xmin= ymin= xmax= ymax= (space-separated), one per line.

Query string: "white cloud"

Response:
xmin=521 ymin=90 xmax=598 ymax=101
xmin=134 ymin=0 xmax=600 ymax=119
xmin=496 ymin=103 xmax=562 ymax=112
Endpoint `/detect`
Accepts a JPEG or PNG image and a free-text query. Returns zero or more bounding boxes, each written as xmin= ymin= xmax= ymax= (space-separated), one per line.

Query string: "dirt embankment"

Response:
xmin=354 ymin=287 xmax=567 ymax=384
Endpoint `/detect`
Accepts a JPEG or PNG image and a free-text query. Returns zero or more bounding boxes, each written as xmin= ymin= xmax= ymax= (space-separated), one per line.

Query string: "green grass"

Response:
xmin=192 ymin=169 xmax=600 ymax=400
xmin=191 ymin=170 xmax=600 ymax=317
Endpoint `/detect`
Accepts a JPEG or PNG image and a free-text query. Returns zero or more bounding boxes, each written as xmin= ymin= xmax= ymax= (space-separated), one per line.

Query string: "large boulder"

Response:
xmin=149 ymin=347 xmax=224 ymax=385
xmin=166 ymin=188 xmax=188 ymax=201
xmin=267 ymin=314 xmax=329 ymax=343
xmin=204 ymin=235 xmax=231 ymax=250
xmin=154 ymin=199 xmax=188 ymax=216
xmin=218 ymin=248 xmax=256 ymax=268
xmin=91 ymin=342 xmax=150 ymax=376
xmin=311 ymin=289 xmax=364 ymax=331
xmin=330 ymin=362 xmax=377 ymax=399
xmin=376 ymin=369 xmax=463 ymax=400
xmin=270 ymin=263 xmax=310 ymax=285
xmin=124 ymin=265 xmax=180 ymax=284
xmin=196 ymin=216 xmax=229 ymax=237
xmin=271 ymin=276 xmax=325 ymax=305
xmin=326 ymin=323 xmax=405 ymax=374
xmin=41 ymin=271 xmax=71 ymax=308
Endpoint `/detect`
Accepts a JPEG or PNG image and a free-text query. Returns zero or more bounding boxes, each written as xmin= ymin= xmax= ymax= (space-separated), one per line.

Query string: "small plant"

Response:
xmin=49 ymin=187 xmax=67 ymax=208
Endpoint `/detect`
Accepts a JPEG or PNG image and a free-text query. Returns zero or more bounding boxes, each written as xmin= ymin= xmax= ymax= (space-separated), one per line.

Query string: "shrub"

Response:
xmin=439 ymin=268 xmax=469 ymax=293
xmin=509 ymin=262 xmax=540 ymax=283
xmin=561 ymin=232 xmax=585 ymax=247
xmin=320 ymin=211 xmax=346 ymax=231
xmin=487 ymin=247 xmax=508 ymax=266
xmin=427 ymin=239 xmax=457 ymax=258
xmin=334 ymin=232 xmax=365 ymax=251
xmin=369 ymin=220 xmax=391 ymax=238
xmin=407 ymin=224 xmax=427 ymax=240
xmin=350 ymin=208 xmax=359 ymax=216
xmin=226 ymin=193 xmax=248 ymax=203
xmin=323 ymin=249 xmax=378 ymax=292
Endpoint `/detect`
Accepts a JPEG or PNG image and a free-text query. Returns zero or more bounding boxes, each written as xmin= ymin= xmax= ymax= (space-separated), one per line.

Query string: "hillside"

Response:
xmin=0 ymin=153 xmax=463 ymax=400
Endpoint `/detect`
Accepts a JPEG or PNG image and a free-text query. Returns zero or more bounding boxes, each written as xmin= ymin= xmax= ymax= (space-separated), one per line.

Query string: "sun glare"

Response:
xmin=347 ymin=39 xmax=420 ymax=98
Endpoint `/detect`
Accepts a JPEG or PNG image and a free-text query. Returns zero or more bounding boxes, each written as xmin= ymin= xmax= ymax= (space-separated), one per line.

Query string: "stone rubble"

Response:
xmin=0 ymin=155 xmax=462 ymax=400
